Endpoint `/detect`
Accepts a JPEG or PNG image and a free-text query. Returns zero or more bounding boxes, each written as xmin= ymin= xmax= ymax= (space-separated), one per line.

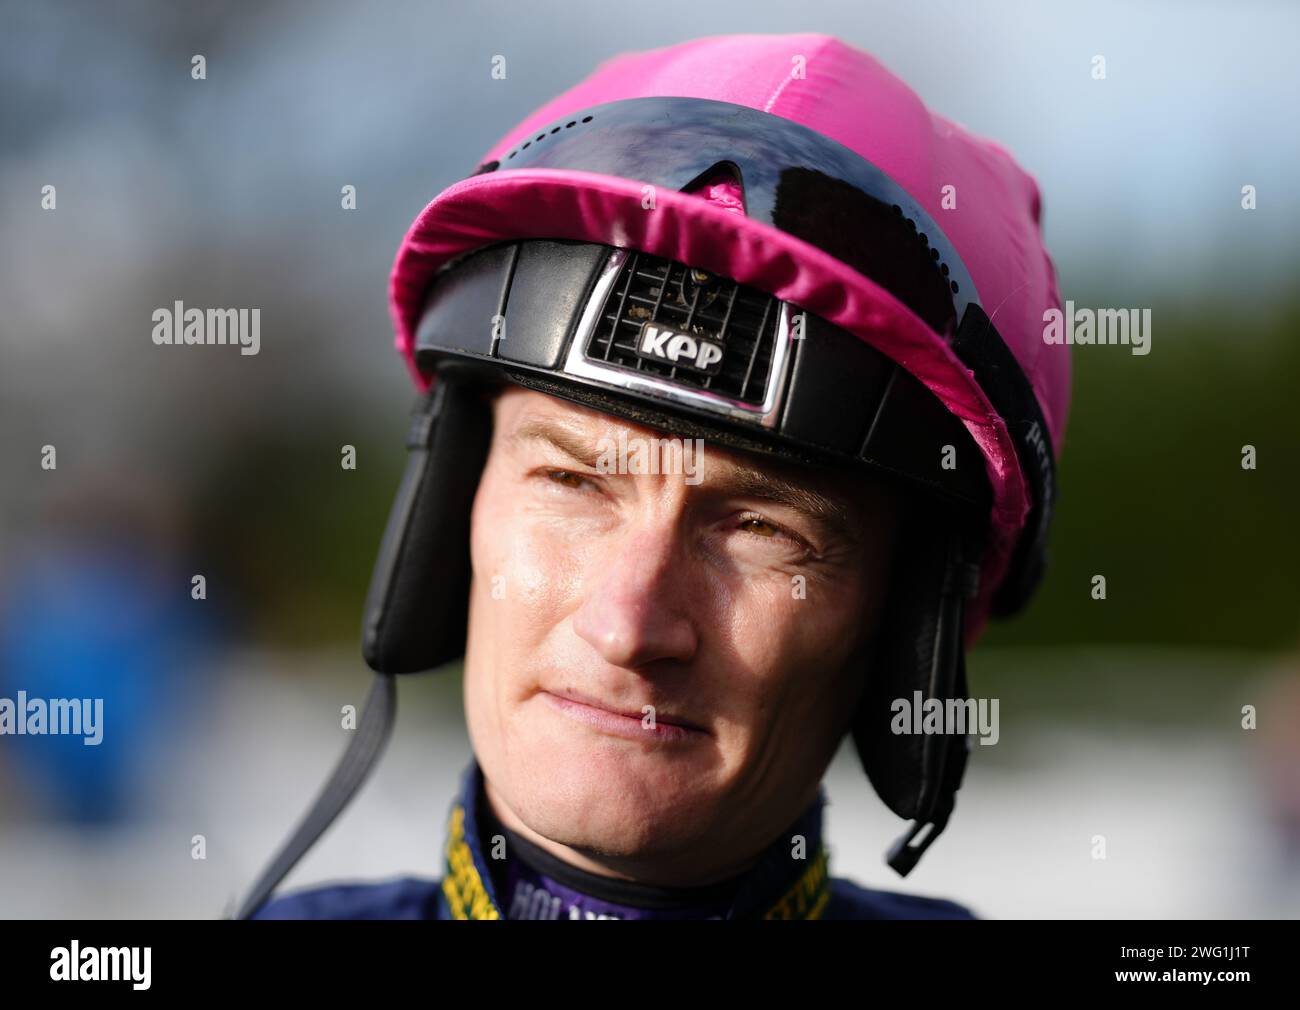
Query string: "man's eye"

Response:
xmin=737 ymin=516 xmax=782 ymax=538
xmin=545 ymin=469 xmax=591 ymax=490
xmin=734 ymin=513 xmax=817 ymax=558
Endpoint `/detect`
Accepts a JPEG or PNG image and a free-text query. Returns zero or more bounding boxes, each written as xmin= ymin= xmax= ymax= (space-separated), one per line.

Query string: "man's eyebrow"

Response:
xmin=507 ymin=417 xmax=604 ymax=467
xmin=713 ymin=463 xmax=859 ymax=544
xmin=508 ymin=416 xmax=864 ymax=543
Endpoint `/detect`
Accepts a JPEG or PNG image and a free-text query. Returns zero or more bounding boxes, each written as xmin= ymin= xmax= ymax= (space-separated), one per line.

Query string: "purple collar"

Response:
xmin=440 ymin=758 xmax=831 ymax=920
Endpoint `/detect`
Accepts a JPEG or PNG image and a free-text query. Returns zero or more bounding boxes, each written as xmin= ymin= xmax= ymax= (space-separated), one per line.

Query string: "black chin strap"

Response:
xmin=884 ymin=665 xmax=971 ymax=876
xmin=234 ymin=672 xmax=398 ymax=919
xmin=885 ymin=537 xmax=978 ymax=877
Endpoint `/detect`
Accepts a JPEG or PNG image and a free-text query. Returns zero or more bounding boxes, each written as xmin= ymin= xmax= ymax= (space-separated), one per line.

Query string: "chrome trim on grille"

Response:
xmin=562 ymin=249 xmax=794 ymax=429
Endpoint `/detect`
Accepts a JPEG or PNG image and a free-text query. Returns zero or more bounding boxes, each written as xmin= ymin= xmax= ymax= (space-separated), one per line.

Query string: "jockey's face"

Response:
xmin=463 ymin=385 xmax=901 ymax=886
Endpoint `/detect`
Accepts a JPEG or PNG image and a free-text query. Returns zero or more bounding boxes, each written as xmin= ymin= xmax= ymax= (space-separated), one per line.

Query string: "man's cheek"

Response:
xmin=724 ymin=579 xmax=807 ymax=652
xmin=728 ymin=588 xmax=843 ymax=685
xmin=493 ymin=519 xmax=590 ymax=634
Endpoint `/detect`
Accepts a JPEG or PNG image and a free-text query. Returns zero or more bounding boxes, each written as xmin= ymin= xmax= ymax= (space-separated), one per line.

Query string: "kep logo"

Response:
xmin=635 ymin=322 xmax=725 ymax=374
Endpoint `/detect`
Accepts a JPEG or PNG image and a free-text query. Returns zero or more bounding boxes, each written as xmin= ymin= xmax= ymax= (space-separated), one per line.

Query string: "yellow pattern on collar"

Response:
xmin=443 ymin=804 xmax=501 ymax=920
xmin=761 ymin=844 xmax=831 ymax=920
xmin=443 ymin=800 xmax=830 ymax=921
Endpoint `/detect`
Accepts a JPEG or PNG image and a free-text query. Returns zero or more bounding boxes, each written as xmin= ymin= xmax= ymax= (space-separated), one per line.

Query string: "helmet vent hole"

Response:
xmin=503 ymin=115 xmax=597 ymax=161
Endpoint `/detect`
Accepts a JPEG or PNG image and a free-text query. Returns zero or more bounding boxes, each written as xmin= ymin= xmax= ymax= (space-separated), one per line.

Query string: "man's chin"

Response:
xmin=529 ymin=737 xmax=706 ymax=802
xmin=503 ymin=743 xmax=714 ymax=855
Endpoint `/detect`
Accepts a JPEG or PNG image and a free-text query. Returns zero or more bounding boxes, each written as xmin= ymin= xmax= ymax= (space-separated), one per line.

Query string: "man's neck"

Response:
xmin=448 ymin=759 xmax=834 ymax=920
xmin=480 ymin=774 xmax=759 ymax=920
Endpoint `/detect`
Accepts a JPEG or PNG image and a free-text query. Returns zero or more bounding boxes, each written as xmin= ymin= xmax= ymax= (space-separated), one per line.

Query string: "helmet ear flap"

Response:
xmin=851 ymin=500 xmax=978 ymax=868
xmin=361 ymin=376 xmax=492 ymax=674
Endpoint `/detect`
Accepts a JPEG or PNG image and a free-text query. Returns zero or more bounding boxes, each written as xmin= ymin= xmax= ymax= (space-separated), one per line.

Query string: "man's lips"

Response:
xmin=540 ymin=688 xmax=709 ymax=742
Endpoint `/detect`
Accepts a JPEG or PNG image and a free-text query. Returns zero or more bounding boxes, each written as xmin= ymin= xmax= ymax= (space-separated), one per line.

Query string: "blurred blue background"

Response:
xmin=0 ymin=0 xmax=1296 ymax=918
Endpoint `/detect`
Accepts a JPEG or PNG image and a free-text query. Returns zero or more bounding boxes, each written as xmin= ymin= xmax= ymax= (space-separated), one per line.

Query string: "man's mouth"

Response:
xmin=540 ymin=688 xmax=709 ymax=743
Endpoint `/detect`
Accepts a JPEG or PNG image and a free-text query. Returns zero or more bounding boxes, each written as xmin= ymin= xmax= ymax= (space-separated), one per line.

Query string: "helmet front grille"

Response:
xmin=584 ymin=251 xmax=780 ymax=407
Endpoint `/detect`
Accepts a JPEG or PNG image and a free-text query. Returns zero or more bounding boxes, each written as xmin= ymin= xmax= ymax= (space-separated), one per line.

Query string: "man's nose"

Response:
xmin=571 ymin=523 xmax=699 ymax=669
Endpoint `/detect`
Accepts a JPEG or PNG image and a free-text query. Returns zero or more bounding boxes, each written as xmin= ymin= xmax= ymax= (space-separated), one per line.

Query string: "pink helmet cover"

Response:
xmin=389 ymin=33 xmax=1070 ymax=643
